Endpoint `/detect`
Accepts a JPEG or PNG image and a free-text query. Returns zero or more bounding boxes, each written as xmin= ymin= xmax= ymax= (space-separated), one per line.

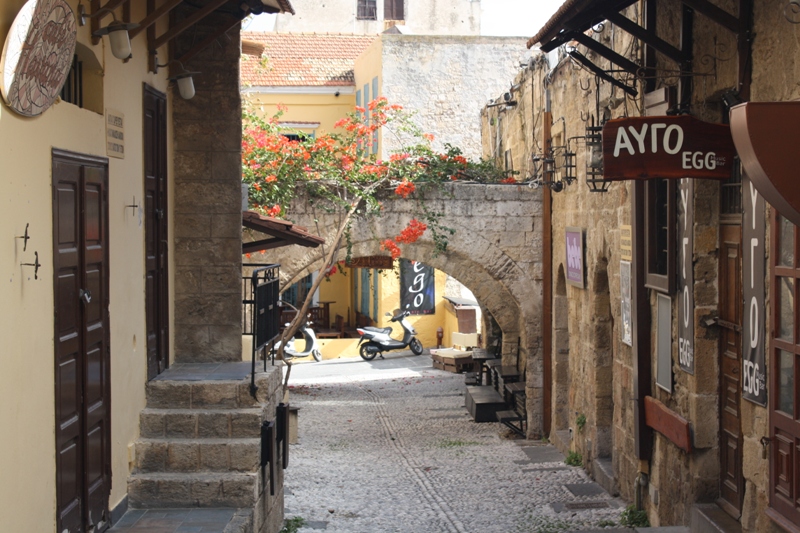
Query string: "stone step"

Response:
xmin=691 ymin=503 xmax=742 ymax=533
xmin=134 ymin=438 xmax=260 ymax=473
xmin=140 ymin=407 xmax=264 ymax=439
xmin=128 ymin=472 xmax=259 ymax=509
xmin=146 ymin=379 xmax=265 ymax=410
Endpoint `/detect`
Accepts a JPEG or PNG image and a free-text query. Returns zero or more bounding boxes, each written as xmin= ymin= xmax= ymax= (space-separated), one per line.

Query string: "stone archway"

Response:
xmin=265 ymin=184 xmax=544 ymax=435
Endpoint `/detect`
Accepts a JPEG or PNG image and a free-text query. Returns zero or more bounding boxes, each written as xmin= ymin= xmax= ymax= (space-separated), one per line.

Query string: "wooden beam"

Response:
xmin=606 ymin=12 xmax=687 ymax=64
xmin=152 ymin=0 xmax=233 ymax=51
xmin=130 ymin=0 xmax=184 ymax=40
xmin=176 ymin=14 xmax=244 ymax=65
xmin=569 ymin=32 xmax=642 ymax=76
xmin=243 ymin=238 xmax=287 ymax=254
xmin=644 ymin=396 xmax=692 ymax=453
xmin=538 ymin=0 xmax=638 ymax=51
xmin=682 ymin=0 xmax=738 ymax=33
xmin=568 ymin=50 xmax=638 ymax=96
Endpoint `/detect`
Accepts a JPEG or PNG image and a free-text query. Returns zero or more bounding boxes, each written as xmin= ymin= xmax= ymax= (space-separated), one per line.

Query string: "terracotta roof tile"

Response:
xmin=241 ymin=33 xmax=377 ymax=87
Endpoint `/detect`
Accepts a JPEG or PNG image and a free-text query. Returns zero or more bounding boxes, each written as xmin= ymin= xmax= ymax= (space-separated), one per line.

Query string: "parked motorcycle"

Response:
xmin=356 ymin=308 xmax=423 ymax=361
xmin=273 ymin=317 xmax=322 ymax=362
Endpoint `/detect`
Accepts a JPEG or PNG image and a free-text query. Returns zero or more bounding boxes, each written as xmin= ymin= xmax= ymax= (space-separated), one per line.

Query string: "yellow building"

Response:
xmin=1 ymin=1 xmax=293 ymax=531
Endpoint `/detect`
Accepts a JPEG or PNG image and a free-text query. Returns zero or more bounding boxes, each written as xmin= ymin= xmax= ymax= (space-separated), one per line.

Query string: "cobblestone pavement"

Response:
xmin=284 ymin=353 xmax=627 ymax=533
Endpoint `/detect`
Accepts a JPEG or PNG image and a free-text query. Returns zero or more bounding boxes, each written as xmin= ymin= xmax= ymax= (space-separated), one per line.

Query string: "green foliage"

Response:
xmin=565 ymin=451 xmax=583 ymax=467
xmin=619 ymin=505 xmax=650 ymax=528
xmin=280 ymin=516 xmax=306 ymax=533
xmin=576 ymin=413 xmax=587 ymax=431
xmin=596 ymin=519 xmax=616 ymax=528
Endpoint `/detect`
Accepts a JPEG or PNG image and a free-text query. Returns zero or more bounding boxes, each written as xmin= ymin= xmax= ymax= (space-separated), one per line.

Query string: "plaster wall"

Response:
xmin=378 ymin=34 xmax=530 ymax=160
xmin=272 ymin=0 xmax=480 ymax=35
xmin=0 ymin=1 xmax=172 ymax=529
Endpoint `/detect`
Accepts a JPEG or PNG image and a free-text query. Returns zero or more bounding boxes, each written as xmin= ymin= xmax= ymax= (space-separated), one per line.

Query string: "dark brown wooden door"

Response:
xmin=144 ymin=85 xmax=169 ymax=380
xmin=52 ymin=149 xmax=111 ymax=533
xmin=769 ymin=211 xmax=800 ymax=529
xmin=719 ymin=223 xmax=744 ymax=518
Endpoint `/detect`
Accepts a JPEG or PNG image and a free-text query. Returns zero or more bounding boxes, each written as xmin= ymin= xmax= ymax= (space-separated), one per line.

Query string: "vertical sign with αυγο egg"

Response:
xmin=620 ymin=260 xmax=632 ymax=346
xmin=565 ymin=227 xmax=584 ymax=288
xmin=106 ymin=109 xmax=125 ymax=159
xmin=742 ymin=174 xmax=766 ymax=405
xmin=678 ymin=178 xmax=694 ymax=374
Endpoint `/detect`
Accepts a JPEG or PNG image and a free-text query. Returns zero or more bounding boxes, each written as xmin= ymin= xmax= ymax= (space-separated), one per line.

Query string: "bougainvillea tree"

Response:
xmin=242 ymin=98 xmax=515 ymax=379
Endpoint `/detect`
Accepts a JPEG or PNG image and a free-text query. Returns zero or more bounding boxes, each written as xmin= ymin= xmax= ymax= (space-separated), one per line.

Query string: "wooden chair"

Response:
xmin=317 ymin=314 xmax=345 ymax=339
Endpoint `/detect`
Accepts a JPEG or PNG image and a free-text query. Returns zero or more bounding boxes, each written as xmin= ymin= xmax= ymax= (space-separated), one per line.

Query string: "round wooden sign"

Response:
xmin=0 ymin=0 xmax=77 ymax=117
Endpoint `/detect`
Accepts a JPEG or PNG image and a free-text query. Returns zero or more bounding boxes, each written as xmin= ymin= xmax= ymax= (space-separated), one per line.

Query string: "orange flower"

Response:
xmin=395 ymin=219 xmax=427 ymax=244
xmin=423 ymin=133 xmax=434 ymax=141
xmin=500 ymin=177 xmax=517 ymax=184
xmin=253 ymin=182 xmax=262 ymax=191
xmin=381 ymin=239 xmax=402 ymax=260
xmin=394 ymin=179 xmax=415 ymax=198
xmin=266 ymin=175 xmax=277 ymax=183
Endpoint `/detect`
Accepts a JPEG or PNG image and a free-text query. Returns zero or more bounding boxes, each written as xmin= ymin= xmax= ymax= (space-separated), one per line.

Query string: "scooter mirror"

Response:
xmin=385 ymin=312 xmax=392 ymax=317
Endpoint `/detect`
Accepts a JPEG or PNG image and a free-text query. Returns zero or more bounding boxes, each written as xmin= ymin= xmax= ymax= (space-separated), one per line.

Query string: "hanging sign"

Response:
xmin=678 ymin=178 xmax=694 ymax=374
xmin=0 ymin=0 xmax=77 ymax=116
xmin=602 ymin=115 xmax=736 ymax=181
xmin=565 ymin=227 xmax=584 ymax=288
xmin=742 ymin=174 xmax=767 ymax=405
xmin=346 ymin=256 xmax=393 ymax=269
xmin=400 ymin=259 xmax=435 ymax=315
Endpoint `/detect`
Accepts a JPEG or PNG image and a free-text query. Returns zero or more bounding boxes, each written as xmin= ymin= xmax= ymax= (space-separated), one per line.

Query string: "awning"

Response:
xmin=730 ymin=101 xmax=800 ymax=226
xmin=242 ymin=210 xmax=325 ymax=254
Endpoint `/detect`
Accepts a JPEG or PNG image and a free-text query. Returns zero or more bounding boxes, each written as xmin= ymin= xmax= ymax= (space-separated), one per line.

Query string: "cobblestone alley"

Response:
xmin=284 ymin=353 xmax=630 ymax=533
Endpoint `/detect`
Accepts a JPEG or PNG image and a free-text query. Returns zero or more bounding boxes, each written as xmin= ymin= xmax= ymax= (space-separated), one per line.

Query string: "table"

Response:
xmin=317 ymin=300 xmax=336 ymax=328
xmin=470 ymin=348 xmax=496 ymax=386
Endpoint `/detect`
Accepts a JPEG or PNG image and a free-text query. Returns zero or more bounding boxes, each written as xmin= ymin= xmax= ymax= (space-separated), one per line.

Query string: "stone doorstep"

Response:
xmin=134 ymin=438 xmax=261 ymax=473
xmin=108 ymin=507 xmax=252 ymax=533
xmin=146 ymin=379 xmax=270 ymax=410
xmin=592 ymin=456 xmax=619 ymax=497
xmin=139 ymin=407 xmax=265 ymax=439
xmin=691 ymin=503 xmax=743 ymax=533
xmin=127 ymin=472 xmax=259 ymax=509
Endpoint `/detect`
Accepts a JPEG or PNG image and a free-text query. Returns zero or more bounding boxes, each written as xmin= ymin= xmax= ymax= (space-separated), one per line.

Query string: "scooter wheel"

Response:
xmin=312 ymin=349 xmax=322 ymax=362
xmin=410 ymin=338 xmax=423 ymax=355
xmin=360 ymin=344 xmax=378 ymax=361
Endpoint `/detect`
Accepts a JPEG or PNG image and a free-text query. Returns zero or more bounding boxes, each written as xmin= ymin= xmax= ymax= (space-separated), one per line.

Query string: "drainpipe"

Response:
xmin=542 ymin=88 xmax=553 ymax=439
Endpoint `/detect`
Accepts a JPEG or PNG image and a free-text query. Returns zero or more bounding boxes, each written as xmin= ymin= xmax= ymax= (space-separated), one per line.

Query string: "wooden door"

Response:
xmin=769 ymin=211 xmax=800 ymax=528
xmin=53 ymin=150 xmax=111 ymax=533
xmin=718 ymin=223 xmax=744 ymax=518
xmin=144 ymin=85 xmax=169 ymax=380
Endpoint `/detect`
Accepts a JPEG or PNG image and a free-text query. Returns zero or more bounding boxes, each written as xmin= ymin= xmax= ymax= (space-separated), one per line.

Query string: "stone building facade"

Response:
xmin=483 ymin=0 xmax=800 ymax=530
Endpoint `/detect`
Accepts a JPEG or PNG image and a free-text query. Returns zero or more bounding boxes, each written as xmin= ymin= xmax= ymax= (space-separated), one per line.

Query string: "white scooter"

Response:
xmin=356 ymin=308 xmax=423 ymax=361
xmin=273 ymin=317 xmax=322 ymax=362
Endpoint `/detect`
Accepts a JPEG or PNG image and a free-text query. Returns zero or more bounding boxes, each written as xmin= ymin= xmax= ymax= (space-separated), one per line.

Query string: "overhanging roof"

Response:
xmin=527 ymin=0 xmax=637 ymax=50
xmin=242 ymin=210 xmax=325 ymax=254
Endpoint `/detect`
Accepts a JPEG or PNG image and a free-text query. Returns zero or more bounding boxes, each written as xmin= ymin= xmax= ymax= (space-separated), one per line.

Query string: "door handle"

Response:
xmin=79 ymin=289 xmax=92 ymax=304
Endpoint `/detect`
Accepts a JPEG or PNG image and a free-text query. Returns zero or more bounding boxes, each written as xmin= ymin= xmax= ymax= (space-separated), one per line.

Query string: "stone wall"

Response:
xmin=266 ymin=184 xmax=545 ymax=436
xmin=379 ymin=35 xmax=532 ymax=160
xmin=480 ymin=0 xmax=800 ymax=528
xmin=172 ymin=7 xmax=243 ymax=363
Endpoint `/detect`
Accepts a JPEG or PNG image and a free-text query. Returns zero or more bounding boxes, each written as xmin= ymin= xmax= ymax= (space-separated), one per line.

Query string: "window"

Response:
xmin=645 ymin=178 xmax=676 ymax=293
xmin=357 ymin=0 xmax=377 ymax=20
xmin=768 ymin=211 xmax=800 ymax=529
xmin=60 ymin=54 xmax=83 ymax=108
xmin=384 ymin=0 xmax=404 ymax=20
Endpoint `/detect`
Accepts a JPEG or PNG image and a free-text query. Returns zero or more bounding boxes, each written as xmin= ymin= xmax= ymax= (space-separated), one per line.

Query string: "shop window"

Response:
xmin=357 ymin=0 xmax=377 ymax=20
xmin=384 ymin=0 xmax=404 ymax=20
xmin=768 ymin=210 xmax=800 ymax=528
xmin=645 ymin=179 xmax=675 ymax=293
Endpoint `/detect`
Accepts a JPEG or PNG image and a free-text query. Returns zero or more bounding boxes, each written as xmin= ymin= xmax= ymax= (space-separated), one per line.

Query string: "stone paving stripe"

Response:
xmin=564 ymin=501 xmax=610 ymax=509
xmin=518 ymin=445 xmax=567 ymax=463
xmin=565 ymin=482 xmax=607 ymax=497
xmin=304 ymin=521 xmax=328 ymax=529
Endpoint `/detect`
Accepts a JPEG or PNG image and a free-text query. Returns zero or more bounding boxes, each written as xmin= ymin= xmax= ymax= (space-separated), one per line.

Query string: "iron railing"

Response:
xmin=242 ymin=263 xmax=280 ymax=397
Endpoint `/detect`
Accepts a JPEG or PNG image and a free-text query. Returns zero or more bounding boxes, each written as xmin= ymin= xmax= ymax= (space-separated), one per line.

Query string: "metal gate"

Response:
xmin=242 ymin=263 xmax=280 ymax=397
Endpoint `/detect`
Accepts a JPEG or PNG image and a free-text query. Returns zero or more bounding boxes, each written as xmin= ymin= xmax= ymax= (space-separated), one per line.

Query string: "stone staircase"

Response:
xmin=126 ymin=364 xmax=285 ymax=533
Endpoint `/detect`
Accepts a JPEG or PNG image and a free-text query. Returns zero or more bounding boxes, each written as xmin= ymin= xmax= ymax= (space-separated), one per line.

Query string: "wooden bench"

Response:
xmin=497 ymin=382 xmax=527 ymax=436
xmin=465 ymin=385 xmax=506 ymax=422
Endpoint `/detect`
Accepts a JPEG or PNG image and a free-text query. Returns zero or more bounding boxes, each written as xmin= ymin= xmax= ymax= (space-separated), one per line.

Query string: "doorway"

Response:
xmin=52 ymin=149 xmax=111 ymax=532
xmin=144 ymin=85 xmax=169 ymax=380
xmin=718 ymin=222 xmax=743 ymax=518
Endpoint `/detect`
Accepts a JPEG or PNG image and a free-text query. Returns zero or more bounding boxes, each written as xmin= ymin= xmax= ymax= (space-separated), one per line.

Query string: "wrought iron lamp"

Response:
xmin=156 ymin=59 xmax=200 ymax=100
xmin=78 ymin=3 xmax=139 ymax=60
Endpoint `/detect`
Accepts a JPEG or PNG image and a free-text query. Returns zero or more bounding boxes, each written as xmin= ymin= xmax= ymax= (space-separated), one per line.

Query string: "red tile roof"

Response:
xmin=241 ymin=33 xmax=377 ymax=87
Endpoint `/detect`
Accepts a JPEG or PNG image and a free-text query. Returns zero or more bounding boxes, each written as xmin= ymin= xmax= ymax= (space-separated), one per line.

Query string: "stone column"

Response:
xmin=172 ymin=7 xmax=243 ymax=362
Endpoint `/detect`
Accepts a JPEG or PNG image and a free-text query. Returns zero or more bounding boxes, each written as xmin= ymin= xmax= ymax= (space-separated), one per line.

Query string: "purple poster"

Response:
xmin=566 ymin=227 xmax=584 ymax=288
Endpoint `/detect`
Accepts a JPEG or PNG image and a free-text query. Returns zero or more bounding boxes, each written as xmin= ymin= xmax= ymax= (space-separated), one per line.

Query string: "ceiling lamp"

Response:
xmin=78 ymin=3 xmax=139 ymax=60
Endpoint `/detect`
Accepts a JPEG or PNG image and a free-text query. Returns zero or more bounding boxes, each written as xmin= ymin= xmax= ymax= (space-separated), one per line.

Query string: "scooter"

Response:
xmin=273 ymin=317 xmax=322 ymax=362
xmin=356 ymin=308 xmax=423 ymax=361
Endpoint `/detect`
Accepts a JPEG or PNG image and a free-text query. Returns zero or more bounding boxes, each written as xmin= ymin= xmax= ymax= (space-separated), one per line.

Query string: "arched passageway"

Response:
xmin=263 ymin=184 xmax=545 ymax=435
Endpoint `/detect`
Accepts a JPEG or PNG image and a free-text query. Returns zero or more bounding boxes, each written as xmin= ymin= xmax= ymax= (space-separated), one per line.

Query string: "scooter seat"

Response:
xmin=362 ymin=326 xmax=393 ymax=335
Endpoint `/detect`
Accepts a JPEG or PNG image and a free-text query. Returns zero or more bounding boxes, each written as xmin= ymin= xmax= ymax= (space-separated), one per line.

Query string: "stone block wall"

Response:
xmin=379 ymin=35 xmax=532 ymax=160
xmin=172 ymin=6 xmax=243 ymax=362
